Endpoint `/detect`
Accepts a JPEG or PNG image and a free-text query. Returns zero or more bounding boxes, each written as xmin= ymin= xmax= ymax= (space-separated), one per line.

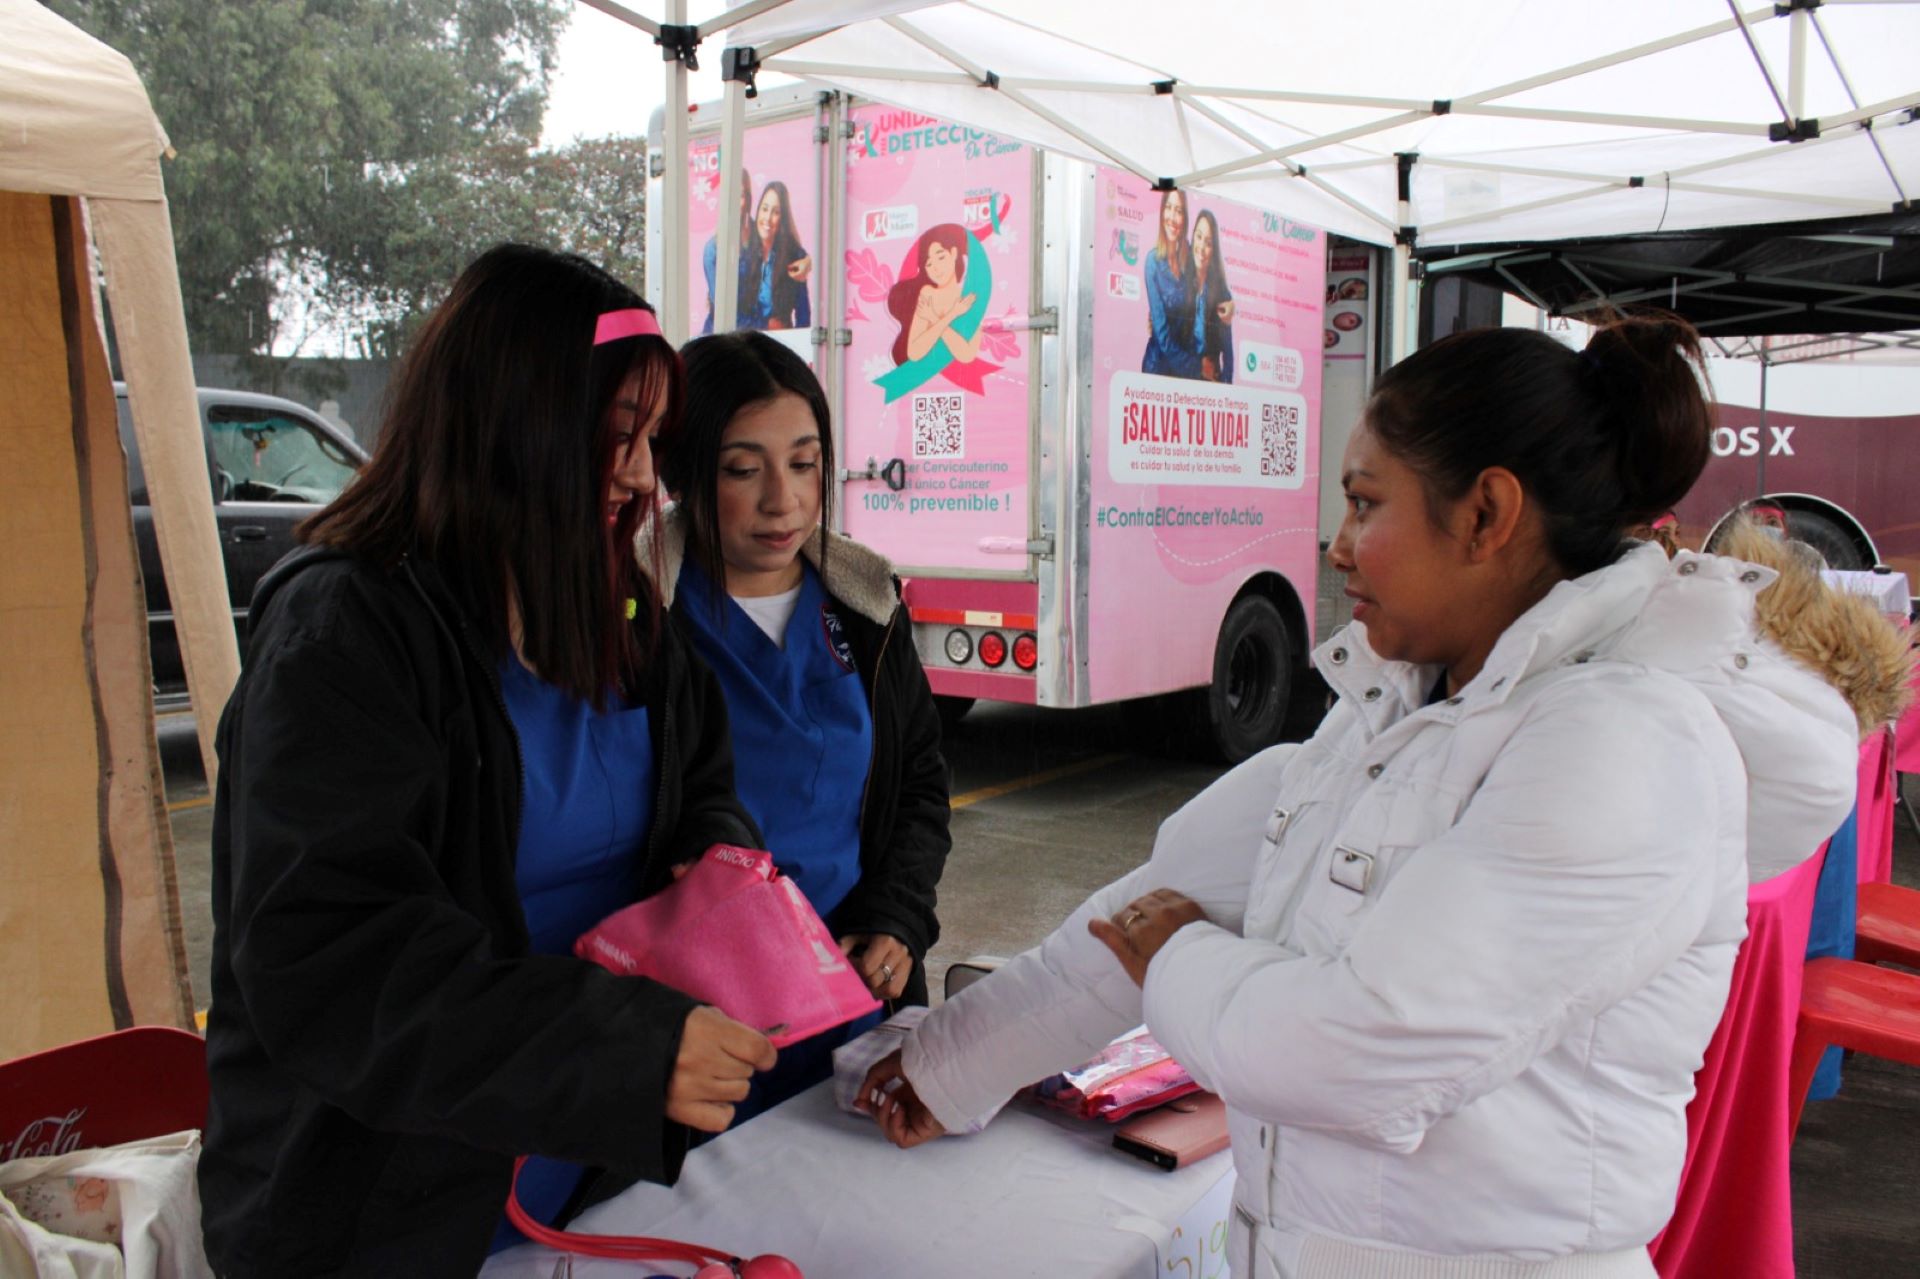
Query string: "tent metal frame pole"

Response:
xmin=1811 ymin=9 xmax=1912 ymax=202
xmin=1173 ymin=90 xmax=1303 ymax=175
xmin=577 ymin=0 xmax=660 ymax=37
xmin=764 ymin=60 xmax=976 ymax=85
xmin=714 ymin=76 xmax=748 ymax=334
xmin=1296 ymin=172 xmax=1399 ymax=236
xmin=1391 ymin=153 xmax=1415 ymax=365
xmin=696 ymin=0 xmax=788 ymax=40
xmin=1453 ymin=103 xmax=1770 ymax=135
xmin=1788 ymin=3 xmax=1810 ymax=122
xmin=871 ymin=14 xmax=1159 ymax=178
xmin=661 ymin=0 xmax=691 ymax=346
xmin=1174 ymin=109 xmax=1427 ymax=187
xmin=1453 ymin=5 xmax=1776 ymax=108
xmin=1726 ymin=0 xmax=1794 ymax=123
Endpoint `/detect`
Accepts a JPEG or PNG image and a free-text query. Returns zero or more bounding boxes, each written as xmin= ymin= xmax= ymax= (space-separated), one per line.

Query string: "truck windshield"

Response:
xmin=207 ymin=407 xmax=359 ymax=504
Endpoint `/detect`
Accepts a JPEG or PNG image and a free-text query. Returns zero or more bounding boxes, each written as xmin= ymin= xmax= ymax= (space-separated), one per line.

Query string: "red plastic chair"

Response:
xmin=0 ymin=1026 xmax=207 ymax=1160
xmin=1788 ymin=959 xmax=1920 ymax=1138
xmin=1855 ymin=881 xmax=1920 ymax=970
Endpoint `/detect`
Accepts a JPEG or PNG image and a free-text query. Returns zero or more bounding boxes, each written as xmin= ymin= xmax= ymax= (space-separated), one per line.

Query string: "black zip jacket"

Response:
xmin=645 ymin=516 xmax=952 ymax=1008
xmin=198 ymin=546 xmax=760 ymax=1277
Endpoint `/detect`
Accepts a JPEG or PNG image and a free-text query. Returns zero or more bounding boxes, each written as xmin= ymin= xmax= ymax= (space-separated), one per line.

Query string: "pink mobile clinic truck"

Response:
xmin=650 ymin=88 xmax=1372 ymax=761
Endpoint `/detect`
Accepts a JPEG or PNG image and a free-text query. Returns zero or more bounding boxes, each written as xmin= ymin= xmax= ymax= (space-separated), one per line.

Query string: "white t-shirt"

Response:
xmin=733 ymin=586 xmax=802 ymax=648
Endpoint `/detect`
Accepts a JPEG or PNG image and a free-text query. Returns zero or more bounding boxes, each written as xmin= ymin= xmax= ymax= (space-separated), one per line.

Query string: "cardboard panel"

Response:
xmin=0 ymin=190 xmax=191 ymax=1060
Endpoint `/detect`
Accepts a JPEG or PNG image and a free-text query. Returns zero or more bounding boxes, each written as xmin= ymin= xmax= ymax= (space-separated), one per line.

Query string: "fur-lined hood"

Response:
xmin=634 ymin=505 xmax=902 ymax=626
xmin=1716 ymin=521 xmax=1915 ymax=737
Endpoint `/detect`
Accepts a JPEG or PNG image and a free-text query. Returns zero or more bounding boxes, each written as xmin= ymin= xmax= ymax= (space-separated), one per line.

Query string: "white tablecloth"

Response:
xmin=1821 ymin=568 xmax=1912 ymax=617
xmin=481 ymin=1083 xmax=1236 ymax=1278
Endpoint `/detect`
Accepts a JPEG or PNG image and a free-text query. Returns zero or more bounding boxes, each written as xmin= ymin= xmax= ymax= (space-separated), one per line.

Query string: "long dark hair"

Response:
xmin=741 ymin=180 xmax=807 ymax=327
xmin=886 ymin=223 xmax=971 ymax=366
xmin=669 ymin=331 xmax=834 ymax=595
xmin=1364 ymin=313 xmax=1713 ymax=577
xmin=1193 ymin=209 xmax=1230 ymax=349
xmin=302 ymin=243 xmax=679 ymax=706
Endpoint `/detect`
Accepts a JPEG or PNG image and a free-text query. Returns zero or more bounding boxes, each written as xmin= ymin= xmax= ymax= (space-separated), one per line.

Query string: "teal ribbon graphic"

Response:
xmin=874 ymin=224 xmax=995 ymax=405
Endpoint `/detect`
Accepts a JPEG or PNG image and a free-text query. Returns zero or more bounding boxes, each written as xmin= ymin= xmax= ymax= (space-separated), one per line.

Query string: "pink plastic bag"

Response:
xmin=574 ymin=845 xmax=880 ymax=1049
xmin=1032 ymin=1027 xmax=1200 ymax=1122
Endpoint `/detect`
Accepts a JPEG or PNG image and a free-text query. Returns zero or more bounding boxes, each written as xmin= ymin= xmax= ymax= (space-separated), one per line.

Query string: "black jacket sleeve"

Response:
xmin=219 ymin=581 xmax=698 ymax=1182
xmin=831 ymin=603 xmax=951 ymax=964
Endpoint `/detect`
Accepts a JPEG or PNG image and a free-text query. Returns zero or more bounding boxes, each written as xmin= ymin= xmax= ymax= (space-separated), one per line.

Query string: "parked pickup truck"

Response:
xmin=115 ymin=384 xmax=369 ymax=708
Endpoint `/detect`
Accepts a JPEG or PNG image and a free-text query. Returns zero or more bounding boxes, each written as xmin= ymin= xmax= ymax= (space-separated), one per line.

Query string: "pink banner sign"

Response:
xmin=838 ymin=106 xmax=1034 ymax=573
xmin=684 ymin=113 xmax=823 ymax=366
xmin=1087 ymin=173 xmax=1326 ymax=702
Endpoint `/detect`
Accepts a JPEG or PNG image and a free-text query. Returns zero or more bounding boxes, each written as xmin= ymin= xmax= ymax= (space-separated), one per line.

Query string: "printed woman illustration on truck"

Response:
xmin=876 ymin=222 xmax=999 ymax=402
xmin=1191 ymin=209 xmax=1236 ymax=383
xmin=1142 ymin=187 xmax=1203 ymax=378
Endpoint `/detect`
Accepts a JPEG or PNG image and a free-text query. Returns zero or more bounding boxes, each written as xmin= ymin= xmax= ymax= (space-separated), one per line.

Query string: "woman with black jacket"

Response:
xmin=642 ymin=330 xmax=952 ymax=1124
xmin=198 ymin=245 xmax=776 ymax=1276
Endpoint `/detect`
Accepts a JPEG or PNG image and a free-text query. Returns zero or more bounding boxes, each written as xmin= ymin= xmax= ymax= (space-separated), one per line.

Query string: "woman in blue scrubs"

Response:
xmin=644 ymin=330 xmax=953 ymax=1123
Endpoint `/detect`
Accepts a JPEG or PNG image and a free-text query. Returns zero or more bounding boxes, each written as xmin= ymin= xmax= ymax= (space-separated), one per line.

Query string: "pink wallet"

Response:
xmin=1112 ymin=1091 xmax=1230 ymax=1170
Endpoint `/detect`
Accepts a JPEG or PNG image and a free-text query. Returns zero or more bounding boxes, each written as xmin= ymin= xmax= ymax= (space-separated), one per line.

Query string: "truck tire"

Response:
xmin=1786 ymin=509 xmax=1870 ymax=571
xmin=1200 ymin=595 xmax=1292 ymax=765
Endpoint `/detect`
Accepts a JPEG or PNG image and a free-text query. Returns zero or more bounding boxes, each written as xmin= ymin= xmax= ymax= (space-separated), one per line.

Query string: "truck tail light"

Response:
xmin=1012 ymin=633 xmax=1038 ymax=671
xmin=943 ymin=628 xmax=973 ymax=665
xmin=978 ymin=631 xmax=1008 ymax=668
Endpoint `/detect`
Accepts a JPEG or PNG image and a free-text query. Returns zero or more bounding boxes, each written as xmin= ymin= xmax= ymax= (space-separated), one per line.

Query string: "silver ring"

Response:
xmin=880 ymin=963 xmax=895 ymax=982
xmin=1121 ymin=909 xmax=1145 ymax=932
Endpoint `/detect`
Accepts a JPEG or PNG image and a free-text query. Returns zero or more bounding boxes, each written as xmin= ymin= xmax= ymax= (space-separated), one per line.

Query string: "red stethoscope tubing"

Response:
xmin=505 ymin=1155 xmax=729 ymax=1264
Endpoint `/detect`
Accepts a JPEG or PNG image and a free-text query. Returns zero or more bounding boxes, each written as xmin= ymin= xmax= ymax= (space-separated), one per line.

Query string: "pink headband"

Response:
xmin=594 ymin=308 xmax=663 ymax=345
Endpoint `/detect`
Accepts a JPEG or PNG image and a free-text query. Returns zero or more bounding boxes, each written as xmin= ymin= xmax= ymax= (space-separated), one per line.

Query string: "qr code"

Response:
xmin=913 ymin=393 xmax=965 ymax=458
xmin=1260 ymin=403 xmax=1301 ymax=478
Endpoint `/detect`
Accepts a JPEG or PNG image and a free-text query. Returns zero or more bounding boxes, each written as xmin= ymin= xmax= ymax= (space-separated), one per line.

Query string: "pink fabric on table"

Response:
xmin=1650 ymin=847 xmax=1826 ymax=1279
xmin=1856 ymin=729 xmax=1895 ymax=886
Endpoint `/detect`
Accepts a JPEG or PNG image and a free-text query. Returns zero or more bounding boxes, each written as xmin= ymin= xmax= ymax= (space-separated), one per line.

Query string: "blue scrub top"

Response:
xmin=488 ymin=657 xmax=656 ymax=1254
xmin=677 ymin=559 xmax=872 ymax=919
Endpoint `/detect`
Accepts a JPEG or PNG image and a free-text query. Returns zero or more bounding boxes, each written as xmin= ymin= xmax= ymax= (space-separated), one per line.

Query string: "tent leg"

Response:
xmin=661 ymin=0 xmax=690 ymax=346
xmin=714 ymin=77 xmax=748 ymax=335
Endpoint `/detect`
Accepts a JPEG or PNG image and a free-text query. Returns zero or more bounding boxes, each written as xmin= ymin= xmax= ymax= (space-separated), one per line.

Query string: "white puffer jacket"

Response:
xmin=903 ymin=545 xmax=1857 ymax=1278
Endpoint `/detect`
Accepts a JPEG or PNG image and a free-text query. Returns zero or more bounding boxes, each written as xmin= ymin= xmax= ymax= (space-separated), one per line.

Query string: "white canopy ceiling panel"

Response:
xmin=743 ymin=0 xmax=1920 ymax=250
xmin=720 ymin=0 xmax=936 ymax=43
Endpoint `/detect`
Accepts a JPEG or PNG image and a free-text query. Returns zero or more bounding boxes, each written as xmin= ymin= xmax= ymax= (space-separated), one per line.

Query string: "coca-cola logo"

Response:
xmin=5 ymin=1107 xmax=87 ymax=1160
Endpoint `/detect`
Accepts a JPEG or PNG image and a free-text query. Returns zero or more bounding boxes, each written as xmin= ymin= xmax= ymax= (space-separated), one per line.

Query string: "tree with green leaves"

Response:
xmin=48 ymin=0 xmax=646 ymax=384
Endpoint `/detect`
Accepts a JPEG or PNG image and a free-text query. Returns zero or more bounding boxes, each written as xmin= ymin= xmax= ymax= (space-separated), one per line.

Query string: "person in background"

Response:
xmin=701 ymin=173 xmax=813 ymax=336
xmin=1192 ymin=208 xmax=1236 ymax=382
xmin=740 ymin=180 xmax=812 ymax=332
xmin=863 ymin=316 xmax=1858 ymax=1278
xmin=199 ymin=244 xmax=775 ymax=1277
xmin=1142 ymin=186 xmax=1203 ymax=378
xmin=647 ymin=330 xmax=951 ymax=1125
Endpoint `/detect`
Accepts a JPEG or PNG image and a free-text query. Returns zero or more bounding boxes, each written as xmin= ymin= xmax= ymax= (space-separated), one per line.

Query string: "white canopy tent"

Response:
xmin=592 ymin=0 xmax=1920 ymax=356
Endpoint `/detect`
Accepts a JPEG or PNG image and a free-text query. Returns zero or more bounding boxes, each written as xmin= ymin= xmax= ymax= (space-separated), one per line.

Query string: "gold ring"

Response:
xmin=1121 ymin=909 xmax=1146 ymax=932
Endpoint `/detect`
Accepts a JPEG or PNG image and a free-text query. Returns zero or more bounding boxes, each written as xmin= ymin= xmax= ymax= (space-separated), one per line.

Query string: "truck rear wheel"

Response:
xmin=1786 ymin=509 xmax=1870 ymax=570
xmin=1198 ymin=595 xmax=1292 ymax=764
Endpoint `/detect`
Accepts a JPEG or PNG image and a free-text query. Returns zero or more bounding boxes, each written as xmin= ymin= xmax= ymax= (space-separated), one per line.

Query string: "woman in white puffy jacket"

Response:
xmin=860 ymin=316 xmax=1859 ymax=1278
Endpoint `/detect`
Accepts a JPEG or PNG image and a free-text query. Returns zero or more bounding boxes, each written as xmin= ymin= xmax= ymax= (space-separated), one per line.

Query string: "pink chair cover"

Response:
xmin=1650 ymin=847 xmax=1826 ymax=1279
xmin=1856 ymin=730 xmax=1895 ymax=886
xmin=1894 ymin=665 xmax=1920 ymax=776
